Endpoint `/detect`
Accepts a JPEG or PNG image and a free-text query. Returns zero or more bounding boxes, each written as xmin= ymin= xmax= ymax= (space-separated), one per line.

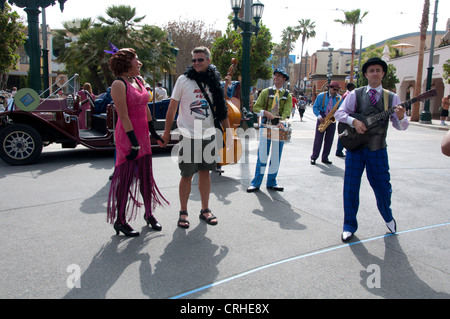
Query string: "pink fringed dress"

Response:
xmin=107 ymin=78 xmax=168 ymax=224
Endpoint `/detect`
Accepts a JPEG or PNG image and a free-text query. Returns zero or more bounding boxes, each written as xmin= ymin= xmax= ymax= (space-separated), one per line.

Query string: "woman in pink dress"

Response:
xmin=107 ymin=48 xmax=168 ymax=237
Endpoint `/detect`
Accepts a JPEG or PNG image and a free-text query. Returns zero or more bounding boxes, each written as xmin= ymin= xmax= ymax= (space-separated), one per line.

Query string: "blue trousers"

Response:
xmin=343 ymin=147 xmax=393 ymax=233
xmin=336 ymin=139 xmax=345 ymax=154
xmin=251 ymin=128 xmax=284 ymax=188
xmin=311 ymin=120 xmax=335 ymax=161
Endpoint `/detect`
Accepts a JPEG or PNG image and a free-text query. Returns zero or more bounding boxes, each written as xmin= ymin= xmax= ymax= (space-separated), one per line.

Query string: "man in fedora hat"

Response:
xmin=335 ymin=57 xmax=409 ymax=242
xmin=310 ymin=81 xmax=343 ymax=165
xmin=247 ymin=68 xmax=292 ymax=193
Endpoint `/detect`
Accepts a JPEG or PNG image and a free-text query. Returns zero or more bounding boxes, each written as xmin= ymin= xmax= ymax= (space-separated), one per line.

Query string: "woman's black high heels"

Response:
xmin=145 ymin=215 xmax=162 ymax=231
xmin=114 ymin=221 xmax=140 ymax=237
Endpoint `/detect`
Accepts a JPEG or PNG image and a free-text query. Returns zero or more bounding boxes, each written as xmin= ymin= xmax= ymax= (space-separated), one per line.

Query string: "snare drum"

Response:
xmin=261 ymin=124 xmax=292 ymax=142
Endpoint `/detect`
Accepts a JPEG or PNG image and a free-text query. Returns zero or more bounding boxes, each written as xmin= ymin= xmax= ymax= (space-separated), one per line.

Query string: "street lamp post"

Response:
xmin=230 ymin=0 xmax=264 ymax=127
xmin=354 ymin=65 xmax=359 ymax=87
xmin=0 ymin=1 xmax=67 ymax=93
xmin=327 ymin=47 xmax=334 ymax=85
xmin=420 ymin=0 xmax=439 ymax=124
xmin=303 ymin=51 xmax=309 ymax=95
xmin=41 ymin=7 xmax=49 ymax=97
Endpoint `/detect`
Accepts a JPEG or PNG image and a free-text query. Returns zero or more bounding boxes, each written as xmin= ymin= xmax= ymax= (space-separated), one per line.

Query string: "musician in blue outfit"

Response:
xmin=334 ymin=57 xmax=409 ymax=242
xmin=222 ymin=74 xmax=240 ymax=100
xmin=310 ymin=81 xmax=343 ymax=165
xmin=247 ymin=69 xmax=292 ymax=193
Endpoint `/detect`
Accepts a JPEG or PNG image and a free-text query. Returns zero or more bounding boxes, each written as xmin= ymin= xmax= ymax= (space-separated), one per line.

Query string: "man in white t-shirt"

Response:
xmin=155 ymin=82 xmax=168 ymax=101
xmin=162 ymin=46 xmax=230 ymax=229
xmin=169 ymin=73 xmax=217 ymax=140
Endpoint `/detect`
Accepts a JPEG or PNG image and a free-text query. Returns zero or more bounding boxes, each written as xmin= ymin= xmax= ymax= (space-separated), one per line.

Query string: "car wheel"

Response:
xmin=0 ymin=124 xmax=43 ymax=165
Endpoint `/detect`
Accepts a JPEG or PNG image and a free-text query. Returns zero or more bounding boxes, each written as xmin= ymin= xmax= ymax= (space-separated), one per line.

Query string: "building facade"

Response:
xmin=309 ymin=48 xmax=349 ymax=101
xmin=388 ymin=45 xmax=450 ymax=118
xmin=7 ymin=25 xmax=63 ymax=93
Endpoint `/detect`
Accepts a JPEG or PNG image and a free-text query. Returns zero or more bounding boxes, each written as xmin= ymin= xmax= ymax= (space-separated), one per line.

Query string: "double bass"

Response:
xmin=218 ymin=58 xmax=243 ymax=166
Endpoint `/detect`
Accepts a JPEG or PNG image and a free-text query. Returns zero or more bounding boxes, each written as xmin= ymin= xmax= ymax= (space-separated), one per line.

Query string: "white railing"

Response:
xmin=39 ymin=73 xmax=79 ymax=104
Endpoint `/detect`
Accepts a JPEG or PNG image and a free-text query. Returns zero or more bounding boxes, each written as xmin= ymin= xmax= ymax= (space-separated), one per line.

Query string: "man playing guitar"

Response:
xmin=334 ymin=57 xmax=409 ymax=242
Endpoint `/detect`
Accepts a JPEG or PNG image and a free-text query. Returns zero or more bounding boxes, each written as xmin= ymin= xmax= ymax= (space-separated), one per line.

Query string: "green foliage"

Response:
xmin=297 ymin=19 xmax=316 ymax=44
xmin=0 ymin=3 xmax=26 ymax=76
xmin=334 ymin=9 xmax=368 ymax=27
xmin=210 ymin=18 xmax=273 ymax=86
xmin=137 ymin=24 xmax=177 ymax=87
xmin=357 ymin=64 xmax=399 ymax=91
xmin=335 ymin=9 xmax=368 ymax=82
xmin=53 ymin=5 xmax=176 ymax=92
xmin=163 ymin=18 xmax=217 ymax=79
xmin=362 ymin=40 xmax=402 ymax=59
xmin=355 ymin=41 xmax=401 ymax=90
xmin=443 ymin=59 xmax=450 ymax=85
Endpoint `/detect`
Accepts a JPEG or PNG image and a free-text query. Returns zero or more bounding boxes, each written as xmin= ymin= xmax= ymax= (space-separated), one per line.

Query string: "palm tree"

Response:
xmin=54 ymin=18 xmax=107 ymax=91
xmin=80 ymin=25 xmax=118 ymax=87
xmin=281 ymin=26 xmax=299 ymax=72
xmin=335 ymin=9 xmax=368 ymax=83
xmin=97 ymin=5 xmax=145 ymax=32
xmin=138 ymin=25 xmax=176 ymax=82
xmin=411 ymin=0 xmax=430 ymax=122
xmin=55 ymin=5 xmax=175 ymax=91
xmin=272 ymin=43 xmax=285 ymax=69
xmin=55 ymin=18 xmax=119 ymax=90
xmin=296 ymin=19 xmax=316 ymax=92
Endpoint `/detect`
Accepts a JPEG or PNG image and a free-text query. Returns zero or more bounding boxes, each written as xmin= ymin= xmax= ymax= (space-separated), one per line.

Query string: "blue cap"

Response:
xmin=273 ymin=68 xmax=289 ymax=81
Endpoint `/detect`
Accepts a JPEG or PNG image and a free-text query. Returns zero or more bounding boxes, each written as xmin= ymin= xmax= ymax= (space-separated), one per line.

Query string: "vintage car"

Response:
xmin=0 ymin=88 xmax=178 ymax=165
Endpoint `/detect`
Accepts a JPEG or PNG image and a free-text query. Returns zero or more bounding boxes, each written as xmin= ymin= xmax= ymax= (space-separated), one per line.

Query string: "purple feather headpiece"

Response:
xmin=104 ymin=42 xmax=119 ymax=55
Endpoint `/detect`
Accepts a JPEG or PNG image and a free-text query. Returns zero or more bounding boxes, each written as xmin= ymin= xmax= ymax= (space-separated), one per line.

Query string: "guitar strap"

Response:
xmin=194 ymin=79 xmax=223 ymax=135
xmin=383 ymin=89 xmax=390 ymax=111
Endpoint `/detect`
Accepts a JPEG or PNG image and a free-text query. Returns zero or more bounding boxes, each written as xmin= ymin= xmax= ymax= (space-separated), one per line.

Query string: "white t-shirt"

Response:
xmin=155 ymin=86 xmax=168 ymax=100
xmin=171 ymin=75 xmax=216 ymax=139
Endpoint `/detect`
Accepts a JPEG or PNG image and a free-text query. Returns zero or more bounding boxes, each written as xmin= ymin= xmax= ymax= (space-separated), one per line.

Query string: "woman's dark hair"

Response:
xmin=108 ymin=48 xmax=137 ymax=76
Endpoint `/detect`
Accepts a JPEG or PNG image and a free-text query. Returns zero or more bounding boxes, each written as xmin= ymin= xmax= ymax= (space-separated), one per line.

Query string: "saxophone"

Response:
xmin=318 ymin=96 xmax=341 ymax=133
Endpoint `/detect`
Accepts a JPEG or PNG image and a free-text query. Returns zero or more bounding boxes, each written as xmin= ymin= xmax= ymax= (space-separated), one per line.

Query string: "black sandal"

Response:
xmin=199 ymin=208 xmax=218 ymax=225
xmin=177 ymin=211 xmax=190 ymax=229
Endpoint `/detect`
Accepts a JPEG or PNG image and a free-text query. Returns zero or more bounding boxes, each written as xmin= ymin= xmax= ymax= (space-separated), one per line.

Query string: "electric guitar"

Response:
xmin=338 ymin=89 xmax=437 ymax=151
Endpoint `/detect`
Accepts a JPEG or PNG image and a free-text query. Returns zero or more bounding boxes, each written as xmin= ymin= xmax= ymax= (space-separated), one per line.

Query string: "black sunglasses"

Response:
xmin=191 ymin=58 xmax=205 ymax=63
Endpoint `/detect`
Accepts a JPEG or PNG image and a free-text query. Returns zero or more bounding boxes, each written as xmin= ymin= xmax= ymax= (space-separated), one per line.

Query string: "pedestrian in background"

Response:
xmin=297 ymin=96 xmax=307 ymax=121
xmin=77 ymin=83 xmax=95 ymax=129
xmin=440 ymin=94 xmax=449 ymax=125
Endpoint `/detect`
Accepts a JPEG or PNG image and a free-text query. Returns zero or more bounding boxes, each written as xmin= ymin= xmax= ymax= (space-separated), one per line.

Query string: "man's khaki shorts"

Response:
xmin=178 ymin=135 xmax=217 ymax=177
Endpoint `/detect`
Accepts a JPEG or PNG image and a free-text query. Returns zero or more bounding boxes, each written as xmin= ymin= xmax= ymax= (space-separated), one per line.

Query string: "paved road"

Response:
xmin=1 ymin=106 xmax=449 ymax=302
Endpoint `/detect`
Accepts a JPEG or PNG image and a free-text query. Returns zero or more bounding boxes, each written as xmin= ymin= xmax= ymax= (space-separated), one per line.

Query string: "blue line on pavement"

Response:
xmin=170 ymin=222 xmax=450 ymax=299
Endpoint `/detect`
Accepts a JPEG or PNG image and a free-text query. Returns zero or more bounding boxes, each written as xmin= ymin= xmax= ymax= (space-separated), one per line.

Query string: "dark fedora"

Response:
xmin=273 ymin=68 xmax=289 ymax=81
xmin=362 ymin=57 xmax=388 ymax=75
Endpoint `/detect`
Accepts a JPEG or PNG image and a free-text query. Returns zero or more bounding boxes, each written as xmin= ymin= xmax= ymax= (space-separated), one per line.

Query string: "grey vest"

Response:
xmin=355 ymin=87 xmax=395 ymax=151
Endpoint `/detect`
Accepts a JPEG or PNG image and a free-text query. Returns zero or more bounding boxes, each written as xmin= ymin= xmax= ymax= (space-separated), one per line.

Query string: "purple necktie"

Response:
xmin=369 ymin=89 xmax=378 ymax=106
xmin=326 ymin=96 xmax=334 ymax=114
